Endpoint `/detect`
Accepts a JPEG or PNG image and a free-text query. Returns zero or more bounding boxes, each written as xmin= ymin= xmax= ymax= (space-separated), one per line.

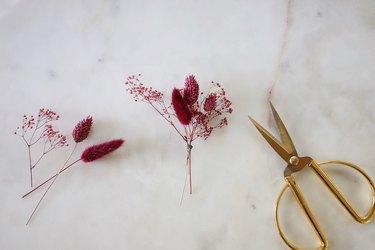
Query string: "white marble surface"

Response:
xmin=0 ymin=0 xmax=374 ymax=249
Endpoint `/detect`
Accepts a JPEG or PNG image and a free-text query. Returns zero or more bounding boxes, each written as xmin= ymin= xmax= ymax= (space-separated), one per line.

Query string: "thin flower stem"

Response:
xmin=22 ymin=158 xmax=81 ymax=198
xmin=29 ymin=129 xmax=46 ymax=146
xmin=22 ymin=135 xmax=28 ymax=145
xmin=183 ymin=126 xmax=188 ymax=139
xmin=180 ymin=148 xmax=191 ymax=206
xmin=189 ymin=148 xmax=192 ymax=195
xmin=28 ymin=120 xmax=40 ymax=145
xmin=28 ymin=145 xmax=33 ymax=187
xmin=31 ymin=152 xmax=45 ymax=169
xmin=148 ymin=101 xmax=186 ymax=141
xmin=29 ymin=136 xmax=42 ymax=146
xmin=180 ymin=142 xmax=193 ymax=204
xmin=44 ymin=146 xmax=56 ymax=154
xmin=35 ymin=120 xmax=48 ymax=130
xmin=26 ymin=143 xmax=78 ymax=225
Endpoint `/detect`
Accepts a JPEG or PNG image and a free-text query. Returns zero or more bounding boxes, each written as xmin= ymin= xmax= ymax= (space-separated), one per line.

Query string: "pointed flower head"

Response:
xmin=72 ymin=116 xmax=93 ymax=143
xmin=81 ymin=139 xmax=124 ymax=163
xmin=172 ymin=88 xmax=192 ymax=125
xmin=203 ymin=93 xmax=217 ymax=112
xmin=183 ymin=75 xmax=199 ymax=105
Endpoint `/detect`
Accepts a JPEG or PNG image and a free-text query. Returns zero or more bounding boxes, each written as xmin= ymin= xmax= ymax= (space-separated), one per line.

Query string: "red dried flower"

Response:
xmin=203 ymin=93 xmax=217 ymax=112
xmin=14 ymin=108 xmax=66 ymax=188
xmin=38 ymin=108 xmax=60 ymax=121
xmin=43 ymin=124 xmax=68 ymax=148
xmin=125 ymin=74 xmax=164 ymax=102
xmin=72 ymin=116 xmax=93 ymax=143
xmin=172 ymin=88 xmax=192 ymax=125
xmin=81 ymin=139 xmax=124 ymax=163
xmin=183 ymin=75 xmax=199 ymax=105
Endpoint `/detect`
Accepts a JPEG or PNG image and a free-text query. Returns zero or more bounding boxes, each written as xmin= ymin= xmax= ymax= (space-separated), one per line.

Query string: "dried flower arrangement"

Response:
xmin=125 ymin=74 xmax=232 ymax=201
xmin=15 ymin=109 xmax=124 ymax=224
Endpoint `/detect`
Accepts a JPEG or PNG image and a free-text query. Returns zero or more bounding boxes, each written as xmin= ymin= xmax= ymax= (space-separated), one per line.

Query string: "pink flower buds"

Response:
xmin=183 ymin=75 xmax=199 ymax=105
xmin=203 ymin=93 xmax=217 ymax=112
xmin=172 ymin=88 xmax=192 ymax=125
xmin=72 ymin=116 xmax=93 ymax=143
xmin=81 ymin=139 xmax=124 ymax=163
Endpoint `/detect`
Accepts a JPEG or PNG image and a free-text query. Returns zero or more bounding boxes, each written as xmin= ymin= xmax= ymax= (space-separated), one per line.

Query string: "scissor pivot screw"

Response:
xmin=289 ymin=156 xmax=299 ymax=166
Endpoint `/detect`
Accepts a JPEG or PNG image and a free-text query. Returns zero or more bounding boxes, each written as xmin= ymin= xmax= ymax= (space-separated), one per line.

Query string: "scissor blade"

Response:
xmin=269 ymin=102 xmax=298 ymax=156
xmin=248 ymin=115 xmax=292 ymax=163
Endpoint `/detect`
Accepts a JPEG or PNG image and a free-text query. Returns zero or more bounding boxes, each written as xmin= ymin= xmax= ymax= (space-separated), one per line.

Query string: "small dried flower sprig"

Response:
xmin=14 ymin=108 xmax=68 ymax=187
xmin=25 ymin=116 xmax=93 ymax=225
xmin=125 ymin=74 xmax=232 ymax=202
xmin=22 ymin=139 xmax=124 ymax=199
xmin=16 ymin=111 xmax=124 ymax=225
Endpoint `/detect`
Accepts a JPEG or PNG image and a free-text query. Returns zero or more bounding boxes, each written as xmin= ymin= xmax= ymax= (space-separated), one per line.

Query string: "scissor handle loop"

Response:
xmin=316 ymin=160 xmax=375 ymax=223
xmin=275 ymin=160 xmax=375 ymax=250
xmin=275 ymin=176 xmax=328 ymax=250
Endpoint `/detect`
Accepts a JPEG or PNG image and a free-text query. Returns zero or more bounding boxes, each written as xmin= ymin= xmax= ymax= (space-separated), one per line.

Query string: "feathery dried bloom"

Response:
xmin=81 ymin=139 xmax=124 ymax=163
xmin=172 ymin=88 xmax=192 ymax=125
xmin=203 ymin=93 xmax=217 ymax=112
xmin=183 ymin=75 xmax=199 ymax=105
xmin=72 ymin=116 xmax=93 ymax=143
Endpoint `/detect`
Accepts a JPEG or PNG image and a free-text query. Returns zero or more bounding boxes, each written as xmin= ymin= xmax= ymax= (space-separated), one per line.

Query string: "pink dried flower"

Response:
xmin=172 ymin=88 xmax=192 ymax=125
xmin=43 ymin=124 xmax=68 ymax=148
xmin=81 ymin=139 xmax=124 ymax=163
xmin=183 ymin=75 xmax=199 ymax=105
xmin=14 ymin=108 xmax=67 ymax=188
xmin=72 ymin=116 xmax=93 ymax=143
xmin=38 ymin=108 xmax=60 ymax=122
xmin=125 ymin=74 xmax=164 ymax=102
xmin=21 ymin=115 xmax=35 ymax=131
xmin=203 ymin=93 xmax=217 ymax=112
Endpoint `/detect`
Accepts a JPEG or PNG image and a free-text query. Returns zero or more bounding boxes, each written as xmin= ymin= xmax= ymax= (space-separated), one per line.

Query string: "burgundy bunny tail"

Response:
xmin=172 ymin=88 xmax=192 ymax=125
xmin=81 ymin=139 xmax=124 ymax=162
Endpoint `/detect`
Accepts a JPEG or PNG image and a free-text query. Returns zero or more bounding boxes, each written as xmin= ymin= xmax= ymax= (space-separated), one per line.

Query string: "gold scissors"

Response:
xmin=248 ymin=103 xmax=375 ymax=250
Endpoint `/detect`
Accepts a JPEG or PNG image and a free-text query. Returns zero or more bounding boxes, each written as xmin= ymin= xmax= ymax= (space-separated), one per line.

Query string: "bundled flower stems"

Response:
xmin=16 ymin=110 xmax=124 ymax=225
xmin=125 ymin=75 xmax=232 ymax=202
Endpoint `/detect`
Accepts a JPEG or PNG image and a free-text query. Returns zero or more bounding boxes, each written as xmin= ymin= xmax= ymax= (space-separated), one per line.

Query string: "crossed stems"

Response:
xmin=25 ymin=143 xmax=78 ymax=225
xmin=22 ymin=158 xmax=81 ymax=199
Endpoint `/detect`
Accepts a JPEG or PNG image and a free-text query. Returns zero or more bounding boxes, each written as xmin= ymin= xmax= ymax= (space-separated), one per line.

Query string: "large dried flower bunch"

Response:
xmin=125 ymin=74 xmax=232 ymax=201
